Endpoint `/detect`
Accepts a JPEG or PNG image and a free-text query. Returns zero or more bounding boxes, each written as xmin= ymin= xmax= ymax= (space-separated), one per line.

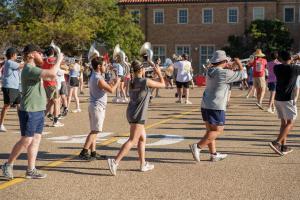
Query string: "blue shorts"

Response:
xmin=201 ymin=108 xmax=225 ymax=126
xmin=18 ymin=110 xmax=45 ymax=137
xmin=268 ymin=82 xmax=276 ymax=91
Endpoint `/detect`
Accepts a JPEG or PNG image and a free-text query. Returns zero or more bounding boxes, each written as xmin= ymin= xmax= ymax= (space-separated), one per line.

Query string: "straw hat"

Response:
xmin=254 ymin=49 xmax=265 ymax=57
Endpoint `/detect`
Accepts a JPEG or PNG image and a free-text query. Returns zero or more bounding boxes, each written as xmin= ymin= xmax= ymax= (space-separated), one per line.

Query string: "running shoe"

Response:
xmin=281 ymin=145 xmax=293 ymax=155
xmin=90 ymin=153 xmax=107 ymax=160
xmin=47 ymin=114 xmax=54 ymax=121
xmin=210 ymin=153 xmax=227 ymax=162
xmin=1 ymin=162 xmax=13 ymax=180
xmin=79 ymin=152 xmax=92 ymax=160
xmin=52 ymin=121 xmax=64 ymax=127
xmin=255 ymin=103 xmax=264 ymax=110
xmin=25 ymin=168 xmax=47 ymax=179
xmin=0 ymin=124 xmax=7 ymax=132
xmin=62 ymin=109 xmax=68 ymax=117
xmin=107 ymin=158 xmax=118 ymax=176
xmin=72 ymin=109 xmax=82 ymax=113
xmin=267 ymin=108 xmax=274 ymax=114
xmin=189 ymin=144 xmax=201 ymax=162
xmin=269 ymin=141 xmax=283 ymax=156
xmin=175 ymin=100 xmax=182 ymax=104
xmin=58 ymin=114 xmax=64 ymax=120
xmin=140 ymin=162 xmax=154 ymax=172
xmin=185 ymin=100 xmax=192 ymax=105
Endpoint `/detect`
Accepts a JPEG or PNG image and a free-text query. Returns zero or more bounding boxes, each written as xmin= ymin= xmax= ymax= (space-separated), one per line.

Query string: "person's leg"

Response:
xmin=73 ymin=87 xmax=80 ymax=110
xmin=294 ymin=88 xmax=299 ymax=102
xmin=27 ymin=134 xmax=42 ymax=170
xmin=115 ymin=124 xmax=143 ymax=164
xmin=268 ymin=91 xmax=276 ymax=111
xmin=246 ymin=85 xmax=253 ymax=98
xmin=276 ymin=119 xmax=294 ymax=144
xmin=0 ymin=104 xmax=10 ymax=126
xmin=82 ymin=131 xmax=98 ymax=152
xmin=197 ymin=124 xmax=224 ymax=149
xmin=184 ymin=88 xmax=189 ymax=102
xmin=260 ymin=85 xmax=266 ymax=105
xmin=256 ymin=87 xmax=262 ymax=104
xmin=137 ymin=126 xmax=146 ymax=166
xmin=67 ymin=87 xmax=74 ymax=109
xmin=7 ymin=136 xmax=33 ymax=165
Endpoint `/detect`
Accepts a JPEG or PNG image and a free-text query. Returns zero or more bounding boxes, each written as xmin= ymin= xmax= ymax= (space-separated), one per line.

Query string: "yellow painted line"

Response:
xmin=0 ymin=108 xmax=199 ymax=190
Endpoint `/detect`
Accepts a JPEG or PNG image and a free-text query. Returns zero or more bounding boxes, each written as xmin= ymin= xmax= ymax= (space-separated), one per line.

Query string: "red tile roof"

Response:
xmin=118 ymin=0 xmax=274 ymax=5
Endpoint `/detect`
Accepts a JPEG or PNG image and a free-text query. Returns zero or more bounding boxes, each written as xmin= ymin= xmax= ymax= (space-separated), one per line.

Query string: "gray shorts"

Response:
xmin=296 ymin=76 xmax=300 ymax=88
xmin=275 ymin=100 xmax=297 ymax=120
xmin=88 ymin=104 xmax=106 ymax=132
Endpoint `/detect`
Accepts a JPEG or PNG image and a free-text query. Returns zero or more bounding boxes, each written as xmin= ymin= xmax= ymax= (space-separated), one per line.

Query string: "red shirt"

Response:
xmin=42 ymin=57 xmax=57 ymax=87
xmin=252 ymin=58 xmax=267 ymax=78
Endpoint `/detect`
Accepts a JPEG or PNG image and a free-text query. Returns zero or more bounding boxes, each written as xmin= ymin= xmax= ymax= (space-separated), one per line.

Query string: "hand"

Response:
xmin=153 ymin=64 xmax=162 ymax=76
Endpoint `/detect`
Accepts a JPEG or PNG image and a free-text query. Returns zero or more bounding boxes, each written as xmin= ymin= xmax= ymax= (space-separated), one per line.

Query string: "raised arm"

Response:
xmin=40 ymin=53 xmax=64 ymax=79
xmin=98 ymin=77 xmax=121 ymax=94
xmin=147 ymin=64 xmax=165 ymax=88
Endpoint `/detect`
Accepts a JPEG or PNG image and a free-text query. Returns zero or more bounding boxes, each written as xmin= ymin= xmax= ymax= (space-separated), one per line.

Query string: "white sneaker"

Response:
xmin=189 ymin=144 xmax=201 ymax=162
xmin=52 ymin=121 xmax=64 ymax=127
xmin=267 ymin=108 xmax=274 ymax=114
xmin=107 ymin=158 xmax=118 ymax=176
xmin=72 ymin=109 xmax=81 ymax=113
xmin=0 ymin=124 xmax=7 ymax=132
xmin=185 ymin=100 xmax=192 ymax=105
xmin=210 ymin=153 xmax=227 ymax=162
xmin=140 ymin=162 xmax=154 ymax=172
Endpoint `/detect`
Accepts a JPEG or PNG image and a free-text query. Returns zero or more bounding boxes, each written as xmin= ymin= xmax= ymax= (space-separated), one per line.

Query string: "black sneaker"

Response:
xmin=269 ymin=141 xmax=283 ymax=156
xmin=79 ymin=152 xmax=92 ymax=160
xmin=47 ymin=114 xmax=54 ymax=121
xmin=281 ymin=145 xmax=293 ymax=155
xmin=62 ymin=109 xmax=68 ymax=117
xmin=90 ymin=153 xmax=107 ymax=161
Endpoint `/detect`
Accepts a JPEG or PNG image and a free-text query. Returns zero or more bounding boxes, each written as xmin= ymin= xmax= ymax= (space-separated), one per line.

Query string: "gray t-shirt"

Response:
xmin=126 ymin=77 xmax=151 ymax=123
xmin=2 ymin=60 xmax=20 ymax=89
xmin=201 ymin=67 xmax=243 ymax=111
xmin=89 ymin=71 xmax=107 ymax=108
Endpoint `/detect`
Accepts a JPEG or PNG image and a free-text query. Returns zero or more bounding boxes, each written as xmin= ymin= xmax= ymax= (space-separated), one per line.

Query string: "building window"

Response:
xmin=154 ymin=9 xmax=164 ymax=24
xmin=200 ymin=45 xmax=215 ymax=66
xmin=153 ymin=46 xmax=166 ymax=64
xmin=253 ymin=7 xmax=265 ymax=20
xmin=284 ymin=7 xmax=295 ymax=23
xmin=228 ymin=7 xmax=238 ymax=23
xmin=130 ymin=10 xmax=140 ymax=24
xmin=176 ymin=45 xmax=190 ymax=56
xmin=178 ymin=8 xmax=188 ymax=24
xmin=202 ymin=8 xmax=213 ymax=24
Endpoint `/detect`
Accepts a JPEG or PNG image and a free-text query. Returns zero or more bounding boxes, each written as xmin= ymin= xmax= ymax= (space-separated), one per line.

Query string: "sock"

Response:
xmin=91 ymin=151 xmax=96 ymax=157
xmin=80 ymin=148 xmax=88 ymax=155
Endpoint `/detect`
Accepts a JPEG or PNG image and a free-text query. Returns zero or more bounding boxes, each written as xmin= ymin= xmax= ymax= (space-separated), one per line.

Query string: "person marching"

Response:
xmin=79 ymin=57 xmax=120 ymax=160
xmin=1 ymin=44 xmax=63 ymax=179
xmin=189 ymin=50 xmax=243 ymax=162
xmin=0 ymin=47 xmax=23 ymax=132
xmin=107 ymin=60 xmax=165 ymax=176
xmin=268 ymin=51 xmax=300 ymax=155
xmin=67 ymin=59 xmax=81 ymax=113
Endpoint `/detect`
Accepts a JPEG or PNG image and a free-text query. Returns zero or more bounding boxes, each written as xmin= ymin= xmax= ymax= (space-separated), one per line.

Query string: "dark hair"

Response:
xmin=182 ymin=54 xmax=188 ymax=60
xmin=278 ymin=51 xmax=291 ymax=62
xmin=91 ymin=57 xmax=103 ymax=71
xmin=6 ymin=47 xmax=17 ymax=59
xmin=130 ymin=60 xmax=143 ymax=89
xmin=270 ymin=51 xmax=279 ymax=60
xmin=44 ymin=46 xmax=55 ymax=57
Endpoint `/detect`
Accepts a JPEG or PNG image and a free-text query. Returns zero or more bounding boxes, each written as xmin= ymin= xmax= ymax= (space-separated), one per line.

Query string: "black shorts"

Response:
xmin=2 ymin=87 xmax=21 ymax=105
xmin=176 ymin=81 xmax=189 ymax=89
xmin=268 ymin=82 xmax=276 ymax=92
xmin=69 ymin=77 xmax=79 ymax=87
xmin=129 ymin=120 xmax=145 ymax=125
xmin=59 ymin=82 xmax=68 ymax=95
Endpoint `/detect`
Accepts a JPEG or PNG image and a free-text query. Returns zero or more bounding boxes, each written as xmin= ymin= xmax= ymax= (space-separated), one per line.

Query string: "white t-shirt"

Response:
xmin=174 ymin=60 xmax=192 ymax=82
xmin=56 ymin=69 xmax=65 ymax=90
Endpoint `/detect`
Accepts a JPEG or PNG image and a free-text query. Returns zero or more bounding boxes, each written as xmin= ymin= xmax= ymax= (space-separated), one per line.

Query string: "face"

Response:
xmin=100 ymin=61 xmax=107 ymax=73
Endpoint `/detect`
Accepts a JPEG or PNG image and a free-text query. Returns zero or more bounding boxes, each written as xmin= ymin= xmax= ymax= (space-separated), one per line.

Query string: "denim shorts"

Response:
xmin=18 ymin=110 xmax=45 ymax=137
xmin=201 ymin=108 xmax=225 ymax=126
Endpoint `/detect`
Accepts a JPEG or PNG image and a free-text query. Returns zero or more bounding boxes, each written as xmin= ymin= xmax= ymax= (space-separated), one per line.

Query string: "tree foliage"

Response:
xmin=223 ymin=20 xmax=293 ymax=58
xmin=0 ymin=0 xmax=144 ymax=58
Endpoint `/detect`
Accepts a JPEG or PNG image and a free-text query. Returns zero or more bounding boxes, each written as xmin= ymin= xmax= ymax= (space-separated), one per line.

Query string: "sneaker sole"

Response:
xmin=189 ymin=144 xmax=200 ymax=162
xmin=255 ymin=103 xmax=264 ymax=110
xmin=282 ymin=150 xmax=294 ymax=155
xmin=25 ymin=175 xmax=47 ymax=179
xmin=140 ymin=166 xmax=154 ymax=172
xmin=269 ymin=143 xmax=284 ymax=156
xmin=107 ymin=159 xmax=116 ymax=176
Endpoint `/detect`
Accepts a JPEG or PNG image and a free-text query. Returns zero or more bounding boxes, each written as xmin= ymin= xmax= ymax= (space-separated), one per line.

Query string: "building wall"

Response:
xmin=120 ymin=0 xmax=300 ymax=72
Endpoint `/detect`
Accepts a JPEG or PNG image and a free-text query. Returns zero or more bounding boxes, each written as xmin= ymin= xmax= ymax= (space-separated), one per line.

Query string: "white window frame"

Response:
xmin=283 ymin=6 xmax=295 ymax=23
xmin=153 ymin=9 xmax=164 ymax=24
xmin=199 ymin=45 xmax=215 ymax=67
xmin=130 ymin=9 xmax=141 ymax=24
xmin=175 ymin=45 xmax=191 ymax=57
xmin=202 ymin=8 xmax=214 ymax=24
xmin=152 ymin=45 xmax=166 ymax=64
xmin=227 ymin=7 xmax=239 ymax=24
xmin=253 ymin=7 xmax=265 ymax=20
xmin=177 ymin=8 xmax=188 ymax=24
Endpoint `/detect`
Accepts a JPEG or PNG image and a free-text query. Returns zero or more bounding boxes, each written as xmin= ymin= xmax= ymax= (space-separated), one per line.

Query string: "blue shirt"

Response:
xmin=2 ymin=60 xmax=20 ymax=90
xmin=113 ymin=63 xmax=124 ymax=76
xmin=89 ymin=71 xmax=107 ymax=108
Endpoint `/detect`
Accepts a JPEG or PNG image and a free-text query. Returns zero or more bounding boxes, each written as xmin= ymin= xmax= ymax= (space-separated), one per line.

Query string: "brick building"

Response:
xmin=118 ymin=0 xmax=300 ymax=72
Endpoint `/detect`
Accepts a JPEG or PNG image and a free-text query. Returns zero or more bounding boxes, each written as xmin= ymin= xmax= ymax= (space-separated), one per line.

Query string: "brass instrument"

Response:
xmin=113 ymin=44 xmax=130 ymax=75
xmin=140 ymin=42 xmax=154 ymax=65
xmin=88 ymin=42 xmax=100 ymax=62
xmin=50 ymin=40 xmax=61 ymax=55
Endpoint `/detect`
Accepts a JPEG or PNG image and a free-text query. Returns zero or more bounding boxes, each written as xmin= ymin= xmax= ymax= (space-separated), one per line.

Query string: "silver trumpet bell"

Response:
xmin=50 ymin=40 xmax=61 ymax=55
xmin=140 ymin=42 xmax=153 ymax=64
xmin=88 ymin=42 xmax=100 ymax=62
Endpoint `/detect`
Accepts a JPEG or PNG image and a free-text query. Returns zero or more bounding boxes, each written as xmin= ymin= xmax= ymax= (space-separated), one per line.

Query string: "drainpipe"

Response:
xmin=145 ymin=4 xmax=148 ymax=41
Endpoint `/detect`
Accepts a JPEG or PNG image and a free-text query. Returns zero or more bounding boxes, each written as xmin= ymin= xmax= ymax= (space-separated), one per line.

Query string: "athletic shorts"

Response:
xmin=201 ymin=108 xmax=225 ymax=126
xmin=88 ymin=104 xmax=106 ymax=132
xmin=253 ymin=77 xmax=266 ymax=89
xmin=268 ymin=82 xmax=276 ymax=92
xmin=275 ymin=100 xmax=297 ymax=120
xmin=18 ymin=110 xmax=44 ymax=137
xmin=2 ymin=87 xmax=21 ymax=105
xmin=45 ymin=86 xmax=58 ymax=99
xmin=128 ymin=120 xmax=145 ymax=125
xmin=69 ymin=77 xmax=79 ymax=87
xmin=59 ymin=82 xmax=68 ymax=95
xmin=176 ymin=81 xmax=189 ymax=89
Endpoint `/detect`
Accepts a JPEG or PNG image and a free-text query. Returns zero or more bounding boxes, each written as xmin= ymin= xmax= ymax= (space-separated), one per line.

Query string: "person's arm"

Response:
xmin=147 ymin=64 xmax=165 ymax=88
xmin=98 ymin=77 xmax=121 ymax=93
xmin=40 ymin=53 xmax=64 ymax=79
xmin=225 ymin=58 xmax=243 ymax=83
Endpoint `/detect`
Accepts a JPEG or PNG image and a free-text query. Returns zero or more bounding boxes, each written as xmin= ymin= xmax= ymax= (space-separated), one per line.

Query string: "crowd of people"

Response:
xmin=0 ymin=43 xmax=299 ymax=179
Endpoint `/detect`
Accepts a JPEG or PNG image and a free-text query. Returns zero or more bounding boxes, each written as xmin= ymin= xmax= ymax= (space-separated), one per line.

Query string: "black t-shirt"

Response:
xmin=274 ymin=64 xmax=300 ymax=101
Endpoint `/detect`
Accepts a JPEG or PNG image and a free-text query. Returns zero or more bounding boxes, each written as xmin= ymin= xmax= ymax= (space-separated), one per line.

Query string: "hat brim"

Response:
xmin=210 ymin=56 xmax=231 ymax=64
xmin=255 ymin=53 xmax=265 ymax=57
